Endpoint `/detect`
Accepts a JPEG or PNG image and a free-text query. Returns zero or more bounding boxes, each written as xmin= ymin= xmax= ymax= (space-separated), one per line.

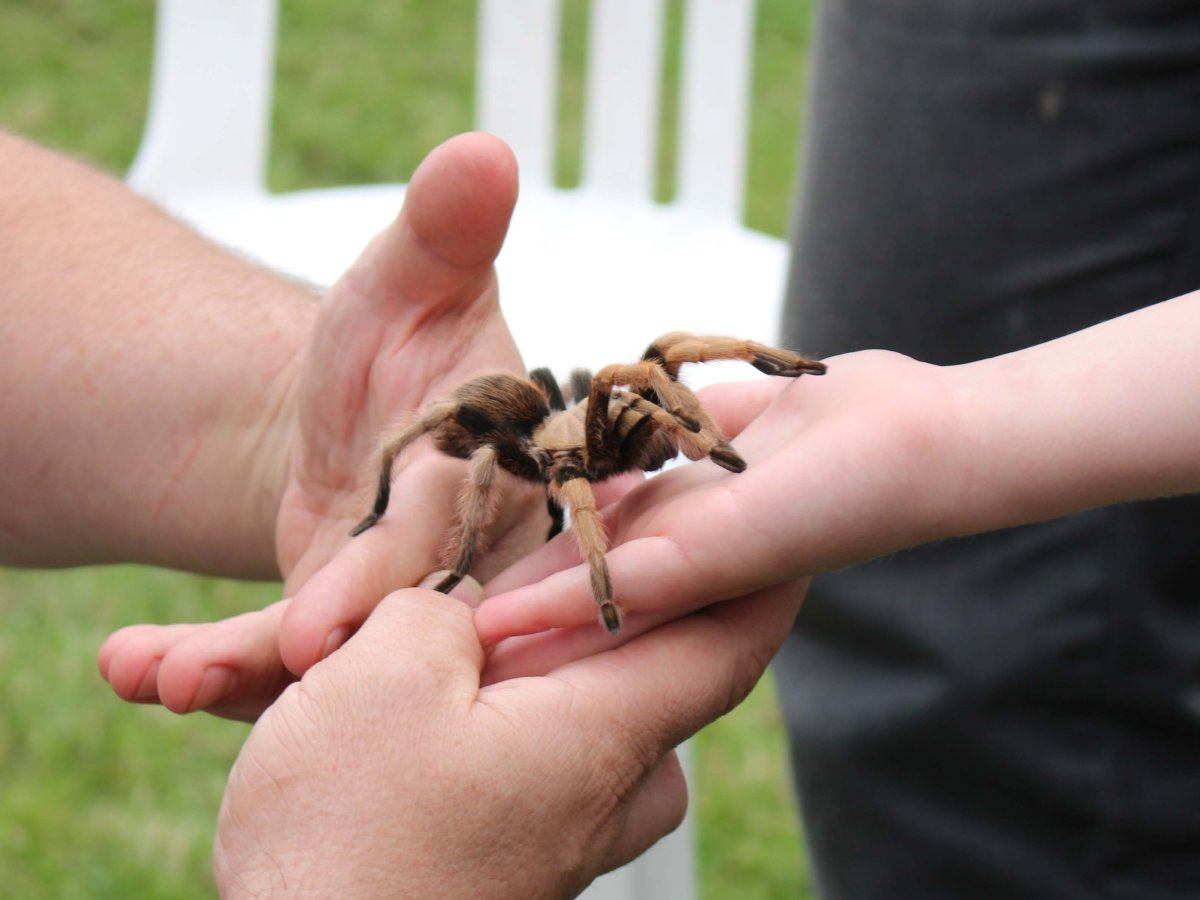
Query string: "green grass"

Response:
xmin=0 ymin=1 xmax=815 ymax=896
xmin=0 ymin=567 xmax=267 ymax=900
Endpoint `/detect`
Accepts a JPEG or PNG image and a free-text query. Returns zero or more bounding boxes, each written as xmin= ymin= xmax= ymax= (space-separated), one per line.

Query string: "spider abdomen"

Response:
xmin=432 ymin=373 xmax=551 ymax=481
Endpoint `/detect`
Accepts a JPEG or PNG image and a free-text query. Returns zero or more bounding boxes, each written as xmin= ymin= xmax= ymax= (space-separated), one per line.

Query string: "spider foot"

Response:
xmin=599 ymin=601 xmax=622 ymax=634
xmin=749 ymin=351 xmax=827 ymax=378
xmin=709 ymin=442 xmax=747 ymax=473
xmin=349 ymin=512 xmax=381 ymax=537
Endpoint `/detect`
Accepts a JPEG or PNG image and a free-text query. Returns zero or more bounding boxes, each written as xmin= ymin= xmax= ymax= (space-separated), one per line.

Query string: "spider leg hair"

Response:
xmin=433 ymin=444 xmax=501 ymax=593
xmin=593 ymin=362 xmax=704 ymax=431
xmin=529 ymin=367 xmax=566 ymax=412
xmin=643 ymin=331 xmax=827 ymax=379
xmin=349 ymin=400 xmax=458 ymax=536
xmin=568 ymin=368 xmax=593 ymax=405
xmin=555 ymin=475 xmax=621 ymax=634
xmin=583 ymin=377 xmax=685 ymax=467
xmin=635 ymin=393 xmax=748 ymax=473
xmin=584 ymin=376 xmax=745 ymax=474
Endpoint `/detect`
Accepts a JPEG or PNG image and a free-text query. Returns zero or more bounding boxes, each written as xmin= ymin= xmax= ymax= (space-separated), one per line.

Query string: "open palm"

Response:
xmin=100 ymin=134 xmax=548 ymax=720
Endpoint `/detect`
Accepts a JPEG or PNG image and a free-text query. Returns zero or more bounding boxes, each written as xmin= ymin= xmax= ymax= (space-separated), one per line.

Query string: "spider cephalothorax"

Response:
xmin=350 ymin=332 xmax=826 ymax=633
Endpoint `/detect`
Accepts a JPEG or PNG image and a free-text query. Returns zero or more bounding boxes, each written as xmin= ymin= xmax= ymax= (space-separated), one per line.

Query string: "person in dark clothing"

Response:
xmin=778 ymin=3 xmax=1200 ymax=897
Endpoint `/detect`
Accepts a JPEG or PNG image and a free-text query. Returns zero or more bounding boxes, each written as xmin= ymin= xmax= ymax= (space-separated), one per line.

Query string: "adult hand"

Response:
xmin=101 ymin=133 xmax=549 ymax=719
xmin=213 ymin=581 xmax=805 ymax=899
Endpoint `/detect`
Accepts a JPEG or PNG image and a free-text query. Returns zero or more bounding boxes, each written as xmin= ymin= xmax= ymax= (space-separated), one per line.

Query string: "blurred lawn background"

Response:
xmin=0 ymin=1 xmax=817 ymax=897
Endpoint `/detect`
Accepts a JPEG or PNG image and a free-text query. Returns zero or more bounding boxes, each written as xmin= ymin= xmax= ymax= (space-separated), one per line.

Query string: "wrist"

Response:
xmin=939 ymin=345 xmax=1108 ymax=538
xmin=149 ymin=287 xmax=316 ymax=580
xmin=883 ymin=293 xmax=1200 ymax=549
xmin=233 ymin=329 xmax=309 ymax=579
xmin=0 ymin=132 xmax=319 ymax=575
xmin=874 ymin=354 xmax=979 ymax=550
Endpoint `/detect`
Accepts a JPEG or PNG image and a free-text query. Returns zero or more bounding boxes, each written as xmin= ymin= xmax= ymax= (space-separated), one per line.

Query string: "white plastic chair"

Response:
xmin=129 ymin=0 xmax=788 ymax=377
xmin=130 ymin=2 xmax=791 ymax=897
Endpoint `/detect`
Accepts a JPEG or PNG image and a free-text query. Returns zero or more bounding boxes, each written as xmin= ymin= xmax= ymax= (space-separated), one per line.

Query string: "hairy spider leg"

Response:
xmin=568 ymin=368 xmax=593 ymax=405
xmin=642 ymin=331 xmax=828 ymax=379
xmin=584 ymin=377 xmax=696 ymax=470
xmin=529 ymin=367 xmax=567 ymax=412
xmin=594 ymin=361 xmax=707 ymax=431
xmin=553 ymin=473 xmax=621 ymax=633
xmin=588 ymin=366 xmax=747 ymax=473
xmin=349 ymin=400 xmax=458 ymax=536
xmin=432 ymin=445 xmax=500 ymax=594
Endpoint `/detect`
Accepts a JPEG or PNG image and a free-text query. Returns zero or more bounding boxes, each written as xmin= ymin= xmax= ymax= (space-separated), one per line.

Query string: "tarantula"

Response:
xmin=350 ymin=332 xmax=826 ymax=633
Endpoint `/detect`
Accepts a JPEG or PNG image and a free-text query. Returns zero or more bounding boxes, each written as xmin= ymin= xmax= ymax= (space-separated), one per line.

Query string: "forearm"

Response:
xmin=944 ymin=289 xmax=1200 ymax=537
xmin=0 ymin=131 xmax=314 ymax=576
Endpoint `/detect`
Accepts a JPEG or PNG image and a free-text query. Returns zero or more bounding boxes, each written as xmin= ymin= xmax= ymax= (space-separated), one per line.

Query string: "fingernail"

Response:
xmin=190 ymin=665 xmax=239 ymax=712
xmin=453 ymin=577 xmax=486 ymax=608
xmin=322 ymin=625 xmax=351 ymax=660
xmin=133 ymin=659 xmax=162 ymax=701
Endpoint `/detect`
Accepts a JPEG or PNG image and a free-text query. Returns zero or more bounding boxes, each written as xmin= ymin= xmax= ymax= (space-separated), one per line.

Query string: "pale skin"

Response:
xmin=0 ymin=129 xmax=307 ymax=576
xmin=1 ymin=124 xmax=557 ymax=717
xmin=101 ymin=284 xmax=1200 ymax=703
xmin=0 ymin=124 xmax=552 ymax=720
xmin=0 ymin=125 xmax=546 ymax=597
xmin=214 ymin=581 xmax=804 ymax=899
xmin=5 ymin=130 xmax=812 ymax=895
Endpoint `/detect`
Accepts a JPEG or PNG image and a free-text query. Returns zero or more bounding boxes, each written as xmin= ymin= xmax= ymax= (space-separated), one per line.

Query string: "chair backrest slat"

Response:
xmin=580 ymin=0 xmax=666 ymax=200
xmin=135 ymin=0 xmax=759 ymax=222
xmin=676 ymin=0 xmax=756 ymax=221
xmin=130 ymin=0 xmax=277 ymax=199
xmin=476 ymin=0 xmax=560 ymax=190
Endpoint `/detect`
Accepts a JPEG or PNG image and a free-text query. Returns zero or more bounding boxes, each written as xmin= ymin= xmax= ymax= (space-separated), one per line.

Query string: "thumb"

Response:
xmin=286 ymin=132 xmax=521 ymax=507
xmin=344 ymin=131 xmax=519 ymax=313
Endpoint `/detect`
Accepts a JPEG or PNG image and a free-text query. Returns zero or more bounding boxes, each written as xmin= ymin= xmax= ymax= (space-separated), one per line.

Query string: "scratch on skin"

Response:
xmin=153 ymin=435 xmax=204 ymax=524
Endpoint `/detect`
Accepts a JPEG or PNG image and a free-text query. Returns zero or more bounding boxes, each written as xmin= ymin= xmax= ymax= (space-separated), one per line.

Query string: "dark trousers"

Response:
xmin=778 ymin=3 xmax=1200 ymax=897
